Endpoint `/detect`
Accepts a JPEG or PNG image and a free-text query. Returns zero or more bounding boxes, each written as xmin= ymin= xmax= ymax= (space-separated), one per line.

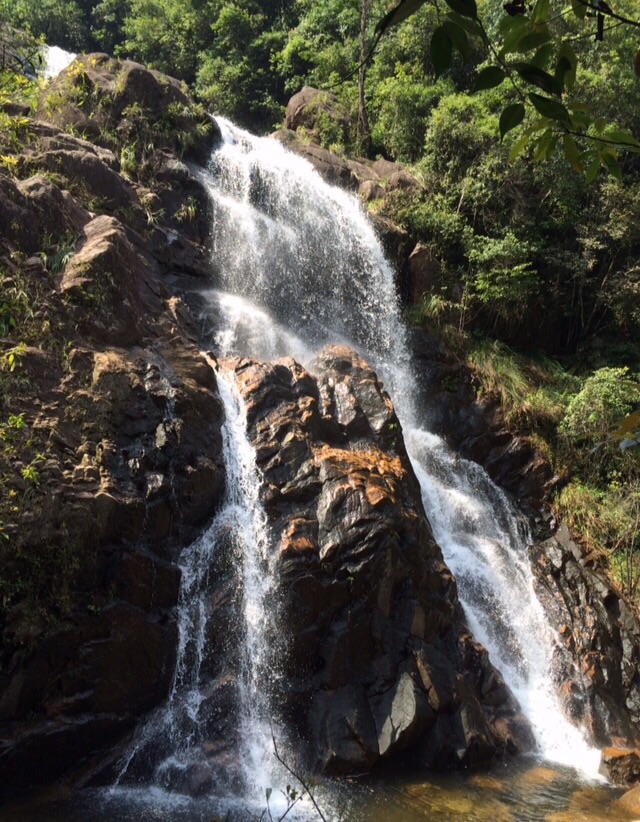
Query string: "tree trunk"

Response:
xmin=358 ymin=0 xmax=372 ymax=156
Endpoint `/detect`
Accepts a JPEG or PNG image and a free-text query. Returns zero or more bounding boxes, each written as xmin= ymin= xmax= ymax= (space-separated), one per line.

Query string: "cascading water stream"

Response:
xmin=193 ymin=118 xmax=601 ymax=778
xmin=113 ymin=367 xmax=289 ymax=812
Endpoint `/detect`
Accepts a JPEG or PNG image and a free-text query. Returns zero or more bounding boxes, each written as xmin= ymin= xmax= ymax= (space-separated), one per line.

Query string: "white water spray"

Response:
xmin=115 ymin=367 xmax=285 ymax=807
xmin=197 ymin=119 xmax=601 ymax=778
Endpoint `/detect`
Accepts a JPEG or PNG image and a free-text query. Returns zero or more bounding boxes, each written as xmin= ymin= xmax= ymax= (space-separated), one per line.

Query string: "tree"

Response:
xmin=372 ymin=0 xmax=640 ymax=180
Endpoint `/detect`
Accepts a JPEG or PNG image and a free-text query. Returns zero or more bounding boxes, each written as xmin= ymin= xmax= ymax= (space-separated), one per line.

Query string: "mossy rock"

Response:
xmin=38 ymin=53 xmax=219 ymax=166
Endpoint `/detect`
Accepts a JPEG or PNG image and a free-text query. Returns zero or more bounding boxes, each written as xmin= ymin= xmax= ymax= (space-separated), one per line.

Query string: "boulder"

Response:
xmin=226 ymin=345 xmax=533 ymax=774
xmin=600 ymin=747 xmax=640 ymax=786
xmin=616 ymin=782 xmax=640 ymax=814
xmin=284 ymin=86 xmax=353 ymax=145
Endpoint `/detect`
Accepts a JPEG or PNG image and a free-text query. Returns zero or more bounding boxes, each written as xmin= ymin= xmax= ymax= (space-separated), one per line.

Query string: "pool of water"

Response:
xmin=0 ymin=757 xmax=631 ymax=822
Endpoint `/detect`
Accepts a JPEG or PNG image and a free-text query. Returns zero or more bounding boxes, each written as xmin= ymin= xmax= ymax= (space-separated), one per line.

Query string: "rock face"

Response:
xmin=228 ymin=346 xmax=533 ymax=773
xmin=531 ymin=525 xmax=640 ymax=748
xmin=0 ymin=55 xmax=225 ymax=794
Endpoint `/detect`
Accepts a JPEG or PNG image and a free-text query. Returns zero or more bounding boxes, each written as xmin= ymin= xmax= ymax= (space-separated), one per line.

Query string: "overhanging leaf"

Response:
xmin=446 ymin=11 xmax=487 ymax=43
xmin=532 ymin=0 xmax=551 ymax=24
xmin=557 ymin=42 xmax=577 ymax=90
xmin=472 ymin=65 xmax=505 ymax=92
xmin=514 ymin=29 xmax=552 ymax=54
xmin=563 ymin=133 xmax=583 ymax=172
xmin=509 ymin=131 xmax=531 ymax=161
xmin=601 ymin=150 xmax=622 ymax=181
xmin=431 ymin=26 xmax=453 ymax=77
xmin=635 ymin=49 xmax=640 ymax=78
xmin=443 ymin=20 xmax=471 ymax=61
xmin=444 ymin=0 xmax=478 ymax=19
xmin=374 ymin=0 xmax=428 ymax=35
xmin=515 ymin=64 xmax=562 ymax=96
xmin=500 ymin=103 xmax=525 ymax=139
xmin=529 ymin=92 xmax=570 ymax=124
xmin=570 ymin=0 xmax=588 ymax=19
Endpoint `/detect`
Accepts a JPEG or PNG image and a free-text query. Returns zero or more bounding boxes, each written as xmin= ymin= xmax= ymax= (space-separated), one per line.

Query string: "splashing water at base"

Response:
xmin=113 ymin=367 xmax=300 ymax=810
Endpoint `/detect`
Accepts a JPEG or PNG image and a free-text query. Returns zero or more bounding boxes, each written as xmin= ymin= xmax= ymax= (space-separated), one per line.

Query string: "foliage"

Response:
xmin=375 ymin=0 xmax=640 ymax=180
xmin=559 ymin=366 xmax=640 ymax=441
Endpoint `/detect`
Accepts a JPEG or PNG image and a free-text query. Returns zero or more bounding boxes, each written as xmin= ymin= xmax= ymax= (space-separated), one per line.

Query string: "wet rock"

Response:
xmin=531 ymin=525 xmax=640 ymax=753
xmin=616 ymin=783 xmax=640 ymax=815
xmin=601 ymin=747 xmax=640 ymax=787
xmin=227 ymin=345 xmax=533 ymax=775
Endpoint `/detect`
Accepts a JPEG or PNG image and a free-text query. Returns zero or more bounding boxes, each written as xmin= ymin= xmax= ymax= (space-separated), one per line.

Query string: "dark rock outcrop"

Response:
xmin=531 ymin=525 xmax=640 ymax=748
xmin=227 ymin=346 xmax=533 ymax=773
xmin=0 ymin=55 xmax=226 ymax=794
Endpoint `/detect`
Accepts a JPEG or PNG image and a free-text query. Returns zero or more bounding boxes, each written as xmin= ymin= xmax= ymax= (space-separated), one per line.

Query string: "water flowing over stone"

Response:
xmin=197 ymin=119 xmax=601 ymax=779
xmin=114 ymin=368 xmax=282 ymax=805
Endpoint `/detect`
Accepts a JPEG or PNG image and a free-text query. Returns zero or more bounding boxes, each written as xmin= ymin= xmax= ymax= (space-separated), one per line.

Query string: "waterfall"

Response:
xmin=114 ymin=368 xmax=291 ymax=814
xmin=192 ymin=118 xmax=601 ymax=778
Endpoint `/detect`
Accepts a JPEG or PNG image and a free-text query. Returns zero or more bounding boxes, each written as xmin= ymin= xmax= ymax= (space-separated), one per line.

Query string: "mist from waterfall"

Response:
xmin=193 ymin=117 xmax=601 ymax=779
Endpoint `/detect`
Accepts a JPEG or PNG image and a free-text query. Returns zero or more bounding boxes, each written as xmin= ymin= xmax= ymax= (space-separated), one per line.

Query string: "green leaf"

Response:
xmin=447 ymin=12 xmax=487 ymax=42
xmin=531 ymin=43 xmax=554 ymax=69
xmin=532 ymin=0 xmax=550 ymax=23
xmin=500 ymin=103 xmax=525 ymax=139
xmin=569 ymin=111 xmax=592 ymax=129
xmin=514 ymin=29 xmax=552 ymax=54
xmin=509 ymin=131 xmax=531 ymax=161
xmin=571 ymin=0 xmax=588 ymax=19
xmin=443 ymin=20 xmax=471 ymax=61
xmin=557 ymin=42 xmax=577 ymax=90
xmin=601 ymin=150 xmax=622 ymax=181
xmin=472 ymin=66 xmax=505 ymax=92
xmin=529 ymin=92 xmax=570 ymax=124
xmin=514 ymin=63 xmax=562 ymax=96
xmin=444 ymin=0 xmax=478 ymax=19
xmin=603 ymin=128 xmax=640 ymax=148
xmin=374 ymin=0 xmax=429 ymax=35
xmin=431 ymin=26 xmax=453 ymax=77
xmin=501 ymin=22 xmax=533 ymax=55
xmin=562 ymin=133 xmax=583 ymax=173
xmin=554 ymin=56 xmax=572 ymax=91
xmin=585 ymin=155 xmax=600 ymax=183
xmin=533 ymin=130 xmax=557 ymax=161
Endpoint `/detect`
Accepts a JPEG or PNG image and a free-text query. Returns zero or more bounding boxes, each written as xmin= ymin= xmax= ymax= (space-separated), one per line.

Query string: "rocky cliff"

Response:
xmin=1 ymin=54 xmax=640 ymax=799
xmin=0 ymin=54 xmax=225 ymax=792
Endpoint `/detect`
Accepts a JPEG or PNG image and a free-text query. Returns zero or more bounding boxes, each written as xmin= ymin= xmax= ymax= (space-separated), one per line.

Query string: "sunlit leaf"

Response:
xmin=532 ymin=0 xmax=550 ymax=24
xmin=585 ymin=155 xmax=600 ymax=183
xmin=509 ymin=131 xmax=531 ymax=161
xmin=514 ymin=29 xmax=552 ymax=54
xmin=531 ymin=43 xmax=554 ymax=69
xmin=601 ymin=150 xmax=622 ymax=181
xmin=563 ymin=133 xmax=583 ymax=173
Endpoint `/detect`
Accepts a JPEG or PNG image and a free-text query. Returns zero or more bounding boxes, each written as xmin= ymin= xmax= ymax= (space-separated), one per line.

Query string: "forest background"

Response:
xmin=2 ymin=0 xmax=640 ymax=596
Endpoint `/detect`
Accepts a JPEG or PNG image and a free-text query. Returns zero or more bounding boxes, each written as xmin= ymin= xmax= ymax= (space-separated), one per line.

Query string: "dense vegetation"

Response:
xmin=1 ymin=0 xmax=640 ymax=595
